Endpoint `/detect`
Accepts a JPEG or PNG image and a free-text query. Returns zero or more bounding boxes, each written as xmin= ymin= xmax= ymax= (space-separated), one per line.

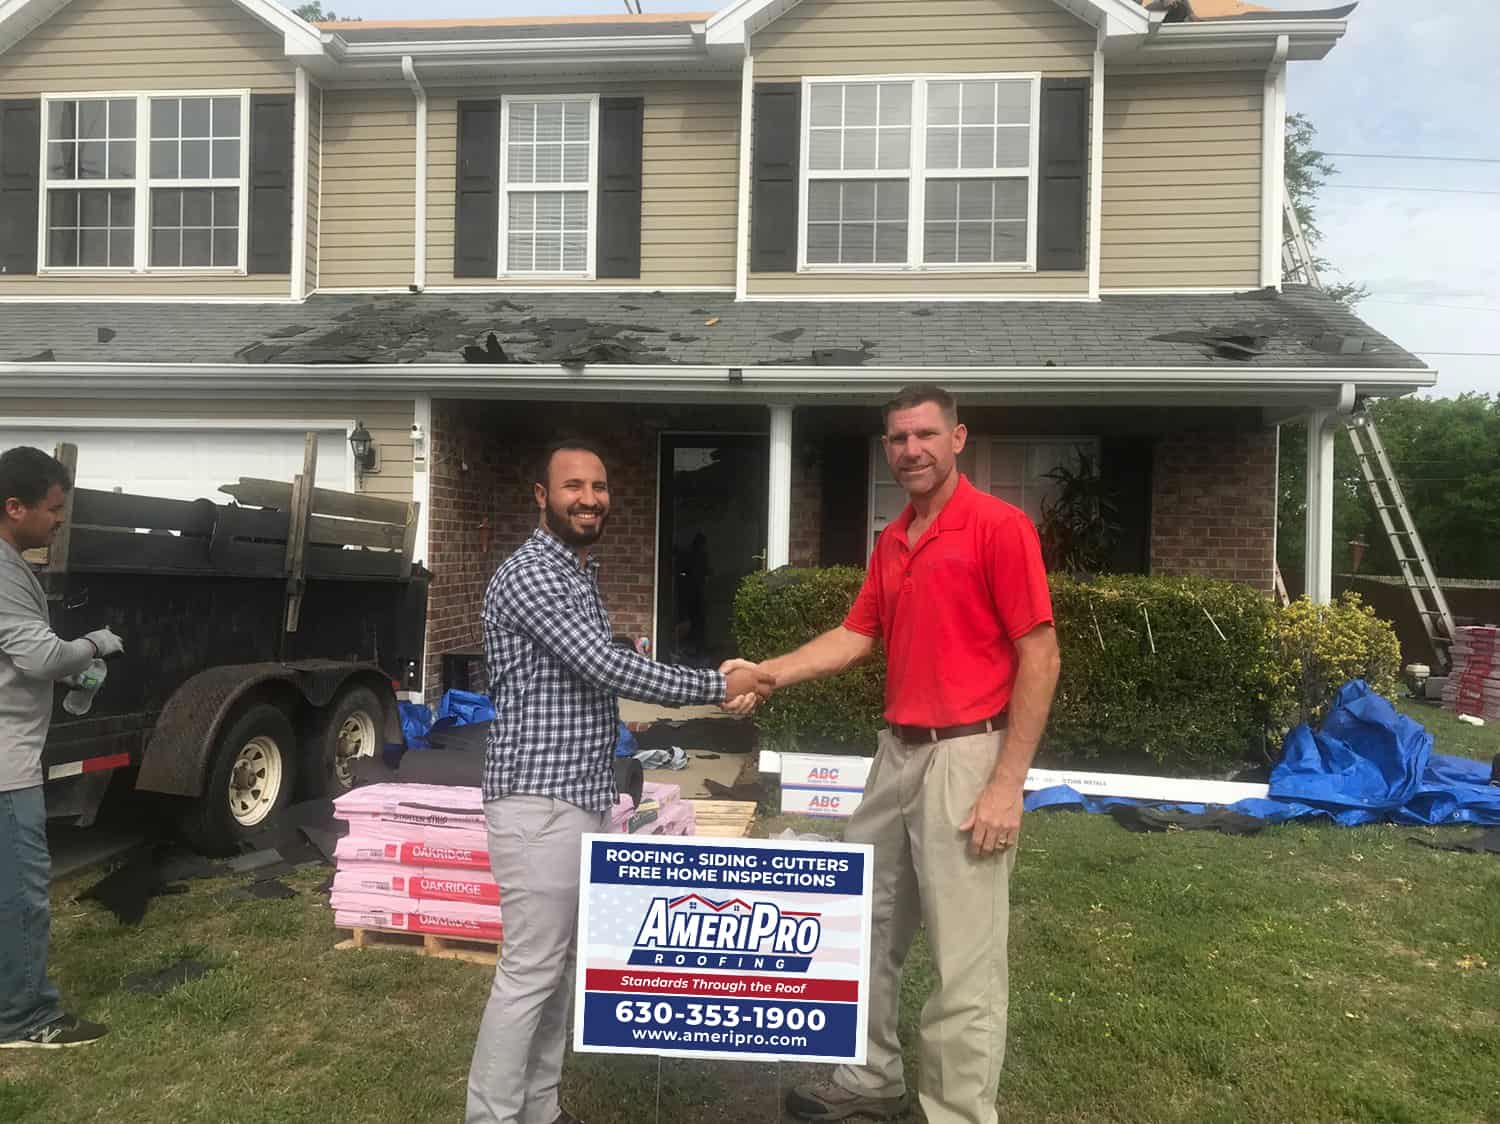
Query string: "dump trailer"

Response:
xmin=35 ymin=441 xmax=426 ymax=853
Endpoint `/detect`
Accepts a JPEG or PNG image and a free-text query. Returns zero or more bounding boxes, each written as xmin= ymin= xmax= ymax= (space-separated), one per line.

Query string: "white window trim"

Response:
xmin=798 ymin=72 xmax=1041 ymax=276
xmin=36 ymin=89 xmax=252 ymax=277
xmin=865 ymin=433 xmax=1099 ymax=556
xmin=496 ymin=93 xmax=600 ymax=280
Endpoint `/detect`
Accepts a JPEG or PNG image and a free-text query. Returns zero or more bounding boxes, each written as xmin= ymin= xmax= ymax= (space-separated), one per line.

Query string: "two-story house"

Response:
xmin=0 ymin=0 xmax=1433 ymax=695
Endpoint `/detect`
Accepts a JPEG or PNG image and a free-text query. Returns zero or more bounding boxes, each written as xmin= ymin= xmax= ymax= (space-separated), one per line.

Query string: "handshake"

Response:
xmin=719 ymin=658 xmax=776 ymax=716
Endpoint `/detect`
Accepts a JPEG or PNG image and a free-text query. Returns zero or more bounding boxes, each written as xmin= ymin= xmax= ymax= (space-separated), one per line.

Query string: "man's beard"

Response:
xmin=544 ymin=497 xmax=609 ymax=547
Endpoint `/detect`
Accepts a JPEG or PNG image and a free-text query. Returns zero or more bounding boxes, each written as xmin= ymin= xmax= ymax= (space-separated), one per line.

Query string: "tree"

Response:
xmin=1283 ymin=112 xmax=1368 ymax=306
xmin=1278 ymin=395 xmax=1500 ymax=583
xmin=293 ymin=2 xmax=355 ymax=21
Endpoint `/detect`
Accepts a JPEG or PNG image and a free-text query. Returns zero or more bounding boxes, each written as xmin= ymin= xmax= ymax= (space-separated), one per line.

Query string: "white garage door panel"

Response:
xmin=0 ymin=427 xmax=352 ymax=503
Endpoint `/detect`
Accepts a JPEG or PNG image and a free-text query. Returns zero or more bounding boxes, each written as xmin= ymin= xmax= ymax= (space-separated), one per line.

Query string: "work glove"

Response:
xmin=84 ymin=627 xmax=124 ymax=658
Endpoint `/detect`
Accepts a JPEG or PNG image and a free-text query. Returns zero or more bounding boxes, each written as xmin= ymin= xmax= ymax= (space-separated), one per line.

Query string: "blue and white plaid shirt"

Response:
xmin=481 ymin=527 xmax=726 ymax=810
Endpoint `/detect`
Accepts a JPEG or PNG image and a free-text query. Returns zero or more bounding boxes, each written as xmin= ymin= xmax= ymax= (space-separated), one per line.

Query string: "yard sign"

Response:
xmin=573 ymin=835 xmax=873 ymax=1063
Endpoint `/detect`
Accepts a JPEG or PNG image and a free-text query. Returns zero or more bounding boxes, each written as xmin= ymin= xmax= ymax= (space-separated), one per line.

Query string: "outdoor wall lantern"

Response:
xmin=349 ymin=421 xmax=381 ymax=477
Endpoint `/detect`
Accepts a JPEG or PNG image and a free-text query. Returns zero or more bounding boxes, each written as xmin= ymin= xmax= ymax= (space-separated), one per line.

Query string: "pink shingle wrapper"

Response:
xmin=333 ymin=863 xmax=499 ymax=906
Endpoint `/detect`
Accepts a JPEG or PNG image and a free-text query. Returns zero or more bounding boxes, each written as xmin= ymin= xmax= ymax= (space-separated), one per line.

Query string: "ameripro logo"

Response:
xmin=628 ymin=893 xmax=822 ymax=972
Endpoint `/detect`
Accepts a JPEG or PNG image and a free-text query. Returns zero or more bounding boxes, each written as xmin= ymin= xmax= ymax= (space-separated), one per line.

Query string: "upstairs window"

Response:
xmin=44 ymin=98 xmax=137 ymax=268
xmin=500 ymin=96 xmax=597 ymax=275
xmin=801 ymin=75 xmax=1039 ymax=273
xmin=41 ymin=91 xmax=249 ymax=273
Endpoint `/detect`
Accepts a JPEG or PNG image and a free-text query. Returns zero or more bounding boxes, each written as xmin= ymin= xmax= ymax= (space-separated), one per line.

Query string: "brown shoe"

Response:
xmin=785 ymin=1078 xmax=909 ymax=1121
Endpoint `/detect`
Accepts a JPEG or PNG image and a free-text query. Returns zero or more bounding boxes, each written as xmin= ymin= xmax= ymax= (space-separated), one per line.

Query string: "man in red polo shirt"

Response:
xmin=759 ymin=385 xmax=1060 ymax=1124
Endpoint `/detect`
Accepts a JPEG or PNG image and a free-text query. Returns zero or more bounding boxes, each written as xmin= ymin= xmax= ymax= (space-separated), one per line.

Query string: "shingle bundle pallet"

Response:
xmin=331 ymin=784 xmax=501 ymax=946
xmin=330 ymin=780 xmax=696 ymax=955
xmin=1444 ymin=626 xmax=1500 ymax=720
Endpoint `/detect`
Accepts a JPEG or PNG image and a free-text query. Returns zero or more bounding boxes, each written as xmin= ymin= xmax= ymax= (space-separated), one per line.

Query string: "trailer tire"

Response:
xmin=180 ymin=702 xmax=298 ymax=854
xmin=309 ymin=685 xmax=385 ymax=797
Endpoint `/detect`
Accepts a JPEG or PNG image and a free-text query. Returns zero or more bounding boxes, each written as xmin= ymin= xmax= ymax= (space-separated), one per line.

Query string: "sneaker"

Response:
xmin=785 ymin=1078 xmax=909 ymax=1121
xmin=0 ymin=1014 xmax=108 ymax=1050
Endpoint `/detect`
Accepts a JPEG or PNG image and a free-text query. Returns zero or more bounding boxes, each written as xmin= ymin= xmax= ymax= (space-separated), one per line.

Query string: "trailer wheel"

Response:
xmin=310 ymin=685 xmax=385 ymax=796
xmin=180 ymin=702 xmax=298 ymax=854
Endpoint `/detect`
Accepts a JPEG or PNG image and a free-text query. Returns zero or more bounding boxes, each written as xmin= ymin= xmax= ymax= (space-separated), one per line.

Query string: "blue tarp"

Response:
xmin=399 ymin=689 xmax=498 ymax=749
xmin=1026 ymin=681 xmax=1500 ymax=827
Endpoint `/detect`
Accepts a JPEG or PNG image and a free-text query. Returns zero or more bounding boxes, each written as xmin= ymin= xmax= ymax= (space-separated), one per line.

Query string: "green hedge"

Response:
xmin=732 ymin=569 xmax=1399 ymax=771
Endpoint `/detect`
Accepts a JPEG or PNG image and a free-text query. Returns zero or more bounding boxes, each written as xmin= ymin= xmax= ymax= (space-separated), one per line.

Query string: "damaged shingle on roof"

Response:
xmin=0 ymin=286 xmax=1427 ymax=371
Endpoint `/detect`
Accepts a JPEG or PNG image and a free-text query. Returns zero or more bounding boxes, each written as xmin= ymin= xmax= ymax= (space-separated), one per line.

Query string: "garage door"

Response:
xmin=0 ymin=425 xmax=353 ymax=503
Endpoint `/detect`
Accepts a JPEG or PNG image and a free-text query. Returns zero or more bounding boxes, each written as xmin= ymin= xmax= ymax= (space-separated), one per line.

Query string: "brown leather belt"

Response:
xmin=888 ymin=711 xmax=1008 ymax=745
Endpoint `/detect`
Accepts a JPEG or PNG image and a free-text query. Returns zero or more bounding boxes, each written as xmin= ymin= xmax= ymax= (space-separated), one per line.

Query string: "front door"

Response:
xmin=655 ymin=435 xmax=769 ymax=668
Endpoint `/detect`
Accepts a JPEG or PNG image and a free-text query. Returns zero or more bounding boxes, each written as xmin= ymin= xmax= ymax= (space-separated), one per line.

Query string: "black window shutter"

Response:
xmin=454 ymin=100 xmax=500 ymax=278
xmin=751 ymin=84 xmax=800 ymax=273
xmin=596 ymin=97 xmax=644 ymax=279
xmin=1037 ymin=77 xmax=1090 ymax=272
xmin=247 ymin=94 xmax=293 ymax=274
xmin=0 ymin=99 xmax=41 ymax=276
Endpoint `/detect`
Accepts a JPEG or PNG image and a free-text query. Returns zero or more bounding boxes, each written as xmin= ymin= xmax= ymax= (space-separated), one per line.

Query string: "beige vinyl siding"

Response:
xmin=0 ymin=0 xmax=292 ymax=297
xmin=0 ymin=277 xmax=289 ymax=296
xmin=318 ymin=89 xmax=416 ymax=290
xmin=752 ymin=0 xmax=1095 ymax=80
xmin=750 ymin=271 xmax=1087 ymax=295
xmin=0 ymin=0 xmax=295 ymax=94
xmin=747 ymin=0 xmax=1092 ymax=297
xmin=306 ymin=81 xmax=322 ymax=295
xmin=424 ymin=80 xmax=739 ymax=289
xmin=1100 ymin=71 xmax=1263 ymax=289
xmin=0 ymin=397 xmax=416 ymax=501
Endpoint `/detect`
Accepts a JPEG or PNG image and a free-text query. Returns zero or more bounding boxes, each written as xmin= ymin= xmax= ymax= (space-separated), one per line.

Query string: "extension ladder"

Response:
xmin=1344 ymin=411 xmax=1456 ymax=670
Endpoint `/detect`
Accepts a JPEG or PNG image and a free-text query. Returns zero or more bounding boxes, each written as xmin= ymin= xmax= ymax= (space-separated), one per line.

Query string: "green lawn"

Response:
xmin=4 ymin=705 xmax=1497 ymax=1124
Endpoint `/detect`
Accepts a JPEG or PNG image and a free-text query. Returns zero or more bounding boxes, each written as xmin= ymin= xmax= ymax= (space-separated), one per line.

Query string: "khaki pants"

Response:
xmin=466 ymin=796 xmax=608 ymax=1124
xmin=833 ymin=729 xmax=1016 ymax=1124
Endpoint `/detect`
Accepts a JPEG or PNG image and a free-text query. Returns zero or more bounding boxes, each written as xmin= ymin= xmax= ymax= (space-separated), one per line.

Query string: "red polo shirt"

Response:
xmin=843 ymin=475 xmax=1053 ymax=728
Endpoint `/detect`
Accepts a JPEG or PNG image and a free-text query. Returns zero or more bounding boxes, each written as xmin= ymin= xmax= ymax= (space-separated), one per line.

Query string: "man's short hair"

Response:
xmin=0 ymin=446 xmax=73 ymax=507
xmin=534 ymin=438 xmax=609 ymax=488
xmin=882 ymin=384 xmax=958 ymax=429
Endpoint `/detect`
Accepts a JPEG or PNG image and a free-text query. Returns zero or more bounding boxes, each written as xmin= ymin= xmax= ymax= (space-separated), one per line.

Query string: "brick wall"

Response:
xmin=1150 ymin=427 xmax=1277 ymax=592
xmin=423 ymin=400 xmax=814 ymax=698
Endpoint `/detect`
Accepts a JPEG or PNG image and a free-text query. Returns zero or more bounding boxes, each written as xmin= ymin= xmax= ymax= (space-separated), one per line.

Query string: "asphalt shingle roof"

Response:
xmin=0 ymin=286 xmax=1426 ymax=370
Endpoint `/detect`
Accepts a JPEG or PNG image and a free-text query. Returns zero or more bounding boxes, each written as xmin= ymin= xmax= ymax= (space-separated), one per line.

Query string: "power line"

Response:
xmin=1325 ymin=184 xmax=1500 ymax=196
xmin=1325 ymin=152 xmax=1500 ymax=165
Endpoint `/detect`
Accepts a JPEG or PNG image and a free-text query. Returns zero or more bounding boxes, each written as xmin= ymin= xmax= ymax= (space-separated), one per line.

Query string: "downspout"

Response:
xmin=1260 ymin=33 xmax=1290 ymax=289
xmin=1304 ymin=383 xmax=1355 ymax=605
xmin=402 ymin=56 xmax=428 ymax=293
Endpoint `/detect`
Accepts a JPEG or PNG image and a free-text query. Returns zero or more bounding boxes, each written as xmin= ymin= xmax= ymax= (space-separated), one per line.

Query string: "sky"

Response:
xmin=315 ymin=0 xmax=1500 ymax=398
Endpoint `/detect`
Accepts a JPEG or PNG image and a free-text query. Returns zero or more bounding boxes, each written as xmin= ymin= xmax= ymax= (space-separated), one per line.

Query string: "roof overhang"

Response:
xmin=0 ymin=0 xmax=325 ymax=60
xmin=705 ymin=0 xmax=1149 ymax=48
xmin=1107 ymin=8 xmax=1353 ymax=65
xmin=319 ymin=26 xmax=720 ymax=81
xmin=0 ymin=363 xmax=1436 ymax=411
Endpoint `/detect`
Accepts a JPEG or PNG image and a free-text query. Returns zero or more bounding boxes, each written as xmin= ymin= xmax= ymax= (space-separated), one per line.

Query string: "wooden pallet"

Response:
xmin=688 ymin=799 xmax=757 ymax=839
xmin=334 ymin=926 xmax=499 ymax=966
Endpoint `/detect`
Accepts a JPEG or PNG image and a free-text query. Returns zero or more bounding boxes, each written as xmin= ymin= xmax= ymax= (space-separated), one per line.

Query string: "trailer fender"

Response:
xmin=135 ymin=661 xmax=396 ymax=798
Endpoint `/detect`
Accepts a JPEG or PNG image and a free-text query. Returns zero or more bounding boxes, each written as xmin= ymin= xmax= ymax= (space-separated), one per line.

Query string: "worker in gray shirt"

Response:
xmin=0 ymin=446 xmax=123 ymax=1050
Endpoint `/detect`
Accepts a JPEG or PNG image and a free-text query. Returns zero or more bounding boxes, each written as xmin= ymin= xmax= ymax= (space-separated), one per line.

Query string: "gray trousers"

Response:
xmin=466 ymin=796 xmax=606 ymax=1124
xmin=0 ymin=785 xmax=63 ymax=1042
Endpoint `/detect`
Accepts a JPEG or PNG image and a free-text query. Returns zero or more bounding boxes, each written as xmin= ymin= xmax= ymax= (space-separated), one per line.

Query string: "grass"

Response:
xmin=4 ymin=707 xmax=1496 ymax=1124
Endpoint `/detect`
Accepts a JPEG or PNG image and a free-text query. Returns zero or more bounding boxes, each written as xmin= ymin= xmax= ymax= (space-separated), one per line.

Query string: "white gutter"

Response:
xmin=0 ymin=364 xmax=1438 ymax=402
xmin=401 ymin=56 xmax=428 ymax=293
xmin=1141 ymin=18 xmax=1349 ymax=62
xmin=339 ymin=34 xmax=704 ymax=59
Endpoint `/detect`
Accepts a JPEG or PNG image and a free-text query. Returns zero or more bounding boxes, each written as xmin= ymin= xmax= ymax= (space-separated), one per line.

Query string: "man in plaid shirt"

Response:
xmin=466 ymin=439 xmax=772 ymax=1124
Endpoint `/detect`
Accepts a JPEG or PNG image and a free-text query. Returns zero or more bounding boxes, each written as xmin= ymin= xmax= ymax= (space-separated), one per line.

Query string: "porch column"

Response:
xmin=1304 ymin=408 xmax=1335 ymax=604
xmin=767 ymin=405 xmax=793 ymax=570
